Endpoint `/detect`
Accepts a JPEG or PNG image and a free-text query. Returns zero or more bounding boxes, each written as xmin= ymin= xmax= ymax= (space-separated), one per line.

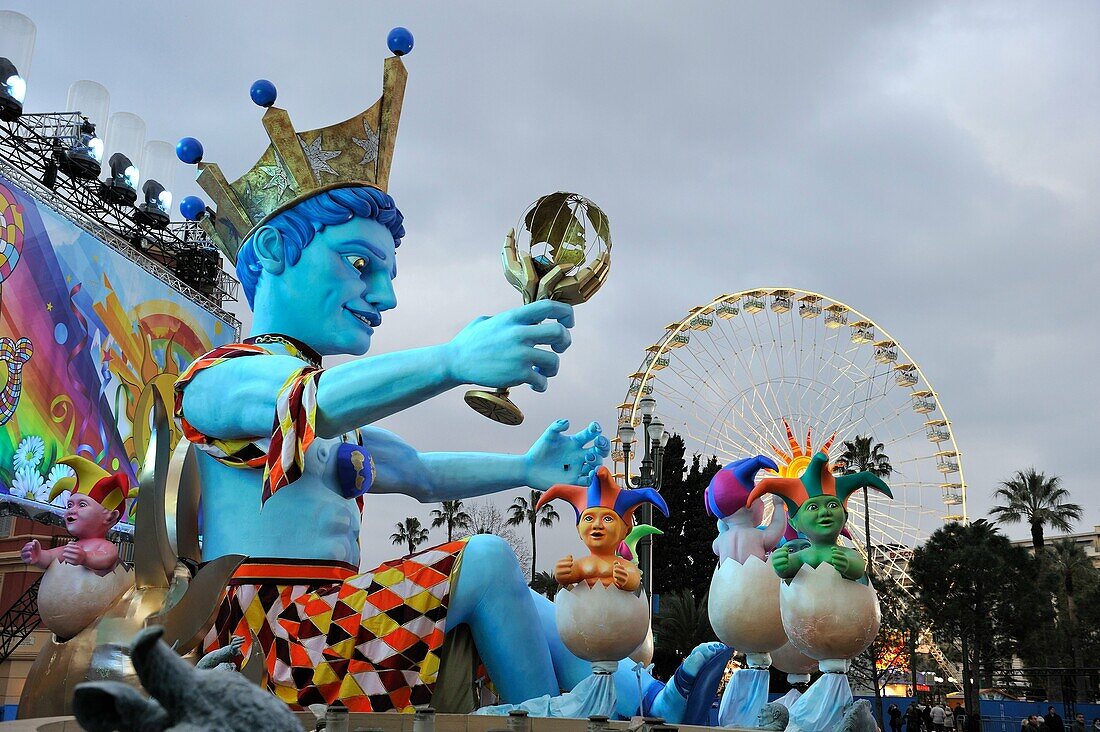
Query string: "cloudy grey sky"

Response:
xmin=9 ymin=1 xmax=1098 ymax=570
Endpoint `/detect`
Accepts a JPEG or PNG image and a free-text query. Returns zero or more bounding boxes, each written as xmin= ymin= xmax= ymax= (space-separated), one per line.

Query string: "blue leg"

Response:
xmin=446 ymin=535 xmax=559 ymax=702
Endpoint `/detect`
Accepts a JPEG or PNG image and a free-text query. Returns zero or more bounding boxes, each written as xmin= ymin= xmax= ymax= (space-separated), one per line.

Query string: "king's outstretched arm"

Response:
xmin=180 ymin=300 xmax=575 ymax=441
xmin=363 ymin=420 xmax=610 ymax=501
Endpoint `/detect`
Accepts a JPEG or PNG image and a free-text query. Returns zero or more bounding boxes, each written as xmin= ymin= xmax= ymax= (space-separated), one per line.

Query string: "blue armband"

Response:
xmin=336 ymin=443 xmax=375 ymax=499
xmin=641 ymin=680 xmax=663 ymax=716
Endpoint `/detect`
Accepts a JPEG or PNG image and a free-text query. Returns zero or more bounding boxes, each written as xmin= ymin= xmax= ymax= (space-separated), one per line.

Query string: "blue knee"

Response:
xmin=448 ymin=534 xmax=527 ymax=629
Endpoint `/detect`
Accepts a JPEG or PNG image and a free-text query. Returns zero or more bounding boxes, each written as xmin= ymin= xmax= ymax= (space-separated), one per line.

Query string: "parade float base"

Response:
xmin=0 ymin=711 xmax=751 ymax=731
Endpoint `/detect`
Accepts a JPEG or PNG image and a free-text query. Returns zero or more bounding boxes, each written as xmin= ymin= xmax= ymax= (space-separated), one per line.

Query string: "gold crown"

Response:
xmin=182 ymin=52 xmax=407 ymax=264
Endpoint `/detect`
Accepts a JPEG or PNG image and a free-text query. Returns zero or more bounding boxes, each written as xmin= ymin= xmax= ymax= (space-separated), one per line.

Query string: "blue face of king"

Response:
xmin=277 ymin=216 xmax=398 ymax=356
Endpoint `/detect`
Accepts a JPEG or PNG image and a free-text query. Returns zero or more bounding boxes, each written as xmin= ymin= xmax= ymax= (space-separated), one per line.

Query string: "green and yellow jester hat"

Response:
xmin=47 ymin=455 xmax=130 ymax=515
xmin=745 ymin=452 xmax=892 ymax=517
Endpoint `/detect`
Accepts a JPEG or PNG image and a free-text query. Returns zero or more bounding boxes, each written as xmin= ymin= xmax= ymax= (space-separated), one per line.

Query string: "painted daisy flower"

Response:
xmin=12 ymin=435 xmax=45 ymax=472
xmin=11 ymin=466 xmax=47 ymax=502
xmin=46 ymin=463 xmax=76 ymax=506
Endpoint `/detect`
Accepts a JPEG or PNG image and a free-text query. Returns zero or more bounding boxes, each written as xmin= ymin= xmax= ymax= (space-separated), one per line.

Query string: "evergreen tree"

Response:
xmin=652 ymin=588 xmax=717 ymax=677
xmin=909 ymin=520 xmax=1047 ymax=711
xmin=650 ymin=436 xmax=721 ymax=600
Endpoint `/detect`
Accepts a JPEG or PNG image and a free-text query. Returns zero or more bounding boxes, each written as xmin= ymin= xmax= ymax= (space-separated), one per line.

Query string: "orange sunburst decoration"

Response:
xmin=769 ymin=419 xmax=835 ymax=479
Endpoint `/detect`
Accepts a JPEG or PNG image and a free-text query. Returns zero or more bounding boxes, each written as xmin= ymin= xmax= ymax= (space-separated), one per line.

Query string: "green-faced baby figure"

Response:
xmin=747 ymin=452 xmax=891 ymax=582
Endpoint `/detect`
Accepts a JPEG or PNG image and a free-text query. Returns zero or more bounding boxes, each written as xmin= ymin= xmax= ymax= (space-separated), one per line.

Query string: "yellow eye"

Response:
xmin=345 ymin=255 xmax=368 ymax=272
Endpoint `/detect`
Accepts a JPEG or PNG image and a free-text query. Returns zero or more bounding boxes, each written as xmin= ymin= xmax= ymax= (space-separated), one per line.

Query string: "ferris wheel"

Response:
xmin=615 ymin=288 xmax=966 ymax=581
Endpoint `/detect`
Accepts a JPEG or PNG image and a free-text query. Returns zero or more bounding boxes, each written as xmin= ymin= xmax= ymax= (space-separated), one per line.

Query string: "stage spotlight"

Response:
xmin=60 ymin=80 xmax=109 ymax=179
xmin=0 ymin=58 xmax=25 ymax=121
xmin=0 ymin=11 xmax=35 ymax=121
xmin=100 ymin=111 xmax=145 ymax=201
xmin=60 ymin=124 xmax=103 ymax=180
xmin=134 ymin=179 xmax=170 ymax=228
xmin=98 ymin=152 xmax=139 ymax=204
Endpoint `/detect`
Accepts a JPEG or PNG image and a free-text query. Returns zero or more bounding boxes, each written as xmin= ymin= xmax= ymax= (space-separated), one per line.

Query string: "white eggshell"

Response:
xmin=555 ymin=583 xmax=650 ymax=662
xmin=778 ymin=562 xmax=880 ymax=661
xmin=630 ymin=622 xmax=654 ymax=665
xmin=770 ymin=641 xmax=818 ymax=675
xmin=38 ymin=561 xmax=132 ymax=640
xmin=707 ymin=555 xmax=787 ymax=653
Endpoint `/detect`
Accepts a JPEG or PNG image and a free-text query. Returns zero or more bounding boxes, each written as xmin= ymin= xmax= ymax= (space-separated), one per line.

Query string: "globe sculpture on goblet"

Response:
xmin=465 ymin=191 xmax=612 ymax=425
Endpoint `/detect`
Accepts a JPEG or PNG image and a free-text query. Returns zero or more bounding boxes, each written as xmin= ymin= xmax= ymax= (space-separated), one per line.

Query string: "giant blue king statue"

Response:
xmin=170 ymin=30 xmax=721 ymax=719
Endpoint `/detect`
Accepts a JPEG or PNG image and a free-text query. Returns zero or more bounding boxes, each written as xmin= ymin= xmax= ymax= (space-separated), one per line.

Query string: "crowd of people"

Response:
xmin=888 ymin=701 xmax=968 ymax=731
xmin=885 ymin=702 xmax=1100 ymax=732
xmin=1019 ymin=707 xmax=1098 ymax=732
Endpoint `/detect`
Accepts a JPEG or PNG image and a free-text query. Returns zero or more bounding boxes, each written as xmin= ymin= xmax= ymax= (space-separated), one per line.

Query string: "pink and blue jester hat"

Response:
xmin=704 ymin=455 xmax=779 ymax=520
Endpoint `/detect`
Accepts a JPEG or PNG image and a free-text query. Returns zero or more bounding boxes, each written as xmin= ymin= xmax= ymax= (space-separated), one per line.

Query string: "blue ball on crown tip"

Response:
xmin=180 ymin=196 xmax=206 ymax=222
xmin=175 ymin=137 xmax=203 ymax=164
xmin=250 ymin=79 xmax=277 ymax=108
xmin=387 ymin=27 xmax=414 ymax=56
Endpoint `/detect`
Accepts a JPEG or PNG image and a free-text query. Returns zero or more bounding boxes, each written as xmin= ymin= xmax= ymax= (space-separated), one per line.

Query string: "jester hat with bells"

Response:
xmin=745 ymin=452 xmax=892 ymax=521
xmin=48 ymin=455 xmax=130 ymax=520
xmin=537 ymin=466 xmax=670 ymax=537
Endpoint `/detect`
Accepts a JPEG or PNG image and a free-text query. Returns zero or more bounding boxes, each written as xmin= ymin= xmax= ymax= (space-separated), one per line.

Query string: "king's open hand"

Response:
xmin=524 ymin=419 xmax=610 ymax=491
xmin=444 ymin=300 xmax=574 ymax=392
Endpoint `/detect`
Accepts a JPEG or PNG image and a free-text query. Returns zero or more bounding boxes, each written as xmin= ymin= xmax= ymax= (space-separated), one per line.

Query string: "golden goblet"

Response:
xmin=464 ymin=191 xmax=612 ymax=425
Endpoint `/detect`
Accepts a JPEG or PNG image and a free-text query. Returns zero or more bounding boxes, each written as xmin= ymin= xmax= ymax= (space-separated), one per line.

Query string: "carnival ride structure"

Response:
xmin=616 ymin=288 xmax=967 ymax=580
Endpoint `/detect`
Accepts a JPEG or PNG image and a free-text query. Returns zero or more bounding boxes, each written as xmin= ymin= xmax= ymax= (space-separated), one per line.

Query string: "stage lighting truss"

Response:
xmin=0 ymin=111 xmax=240 ymax=327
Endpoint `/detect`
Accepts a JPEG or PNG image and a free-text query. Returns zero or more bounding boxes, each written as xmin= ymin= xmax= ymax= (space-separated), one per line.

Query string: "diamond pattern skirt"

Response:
xmin=203 ymin=538 xmax=468 ymax=711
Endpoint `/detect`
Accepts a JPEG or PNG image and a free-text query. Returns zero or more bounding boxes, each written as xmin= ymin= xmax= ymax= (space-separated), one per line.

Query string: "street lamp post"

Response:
xmin=617 ymin=396 xmax=669 ymax=599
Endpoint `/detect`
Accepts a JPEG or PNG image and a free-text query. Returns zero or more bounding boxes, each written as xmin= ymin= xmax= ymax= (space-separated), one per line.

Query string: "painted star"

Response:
xmin=241 ymin=181 xmax=270 ymax=223
xmin=258 ymin=162 xmax=291 ymax=199
xmin=45 ymin=302 xmax=53 ymax=311
xmin=353 ymin=120 xmax=379 ymax=166
xmin=298 ymin=133 xmax=341 ymax=177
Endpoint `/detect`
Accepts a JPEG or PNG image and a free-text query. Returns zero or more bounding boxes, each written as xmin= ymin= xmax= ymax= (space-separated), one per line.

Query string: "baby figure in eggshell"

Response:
xmin=542 ymin=466 xmax=668 ymax=591
xmin=21 ymin=456 xmax=128 ymax=574
xmin=21 ymin=455 xmax=133 ymax=639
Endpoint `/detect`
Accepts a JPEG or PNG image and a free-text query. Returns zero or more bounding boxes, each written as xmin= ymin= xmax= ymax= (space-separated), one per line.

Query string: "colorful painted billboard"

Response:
xmin=0 ymin=173 xmax=235 ymax=522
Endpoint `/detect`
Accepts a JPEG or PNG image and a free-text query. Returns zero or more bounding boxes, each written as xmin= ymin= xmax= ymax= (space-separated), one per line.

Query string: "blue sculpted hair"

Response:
xmin=236 ymin=186 xmax=405 ymax=309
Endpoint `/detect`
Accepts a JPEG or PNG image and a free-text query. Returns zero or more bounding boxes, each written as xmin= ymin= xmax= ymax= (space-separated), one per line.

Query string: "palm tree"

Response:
xmin=1049 ymin=539 xmax=1093 ymax=693
xmin=835 ymin=435 xmax=893 ymax=569
xmin=989 ymin=469 xmax=1082 ymax=550
xmin=429 ymin=500 xmax=473 ymax=542
xmin=835 ymin=435 xmax=893 ymax=477
xmin=836 ymin=434 xmax=892 ymax=728
xmin=529 ymin=570 xmax=560 ymax=600
xmin=506 ymin=490 xmax=560 ymax=578
xmin=390 ymin=517 xmax=430 ymax=555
